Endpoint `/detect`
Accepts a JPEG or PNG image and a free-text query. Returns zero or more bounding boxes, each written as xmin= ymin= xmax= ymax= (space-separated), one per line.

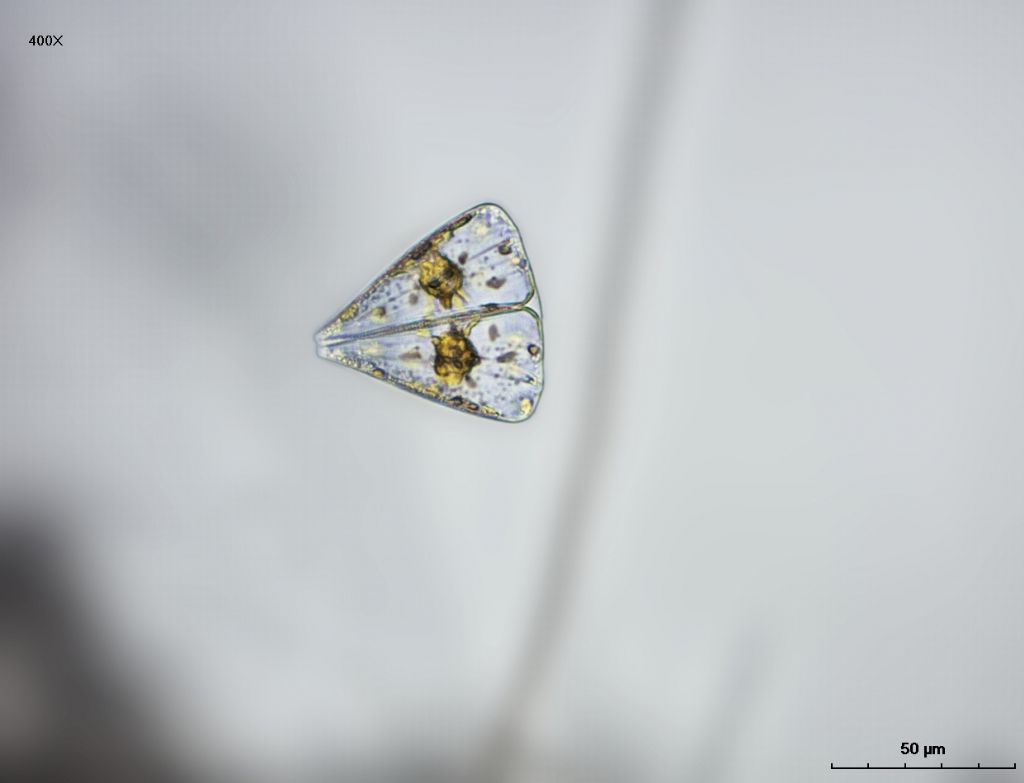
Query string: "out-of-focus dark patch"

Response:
xmin=0 ymin=508 xmax=188 ymax=783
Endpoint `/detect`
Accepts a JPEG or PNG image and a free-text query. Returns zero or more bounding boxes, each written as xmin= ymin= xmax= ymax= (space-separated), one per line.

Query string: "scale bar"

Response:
xmin=831 ymin=763 xmax=1017 ymax=771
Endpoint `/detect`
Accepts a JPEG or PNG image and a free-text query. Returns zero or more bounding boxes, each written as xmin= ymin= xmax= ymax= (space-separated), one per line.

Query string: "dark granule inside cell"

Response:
xmin=449 ymin=214 xmax=473 ymax=231
xmin=410 ymin=240 xmax=432 ymax=259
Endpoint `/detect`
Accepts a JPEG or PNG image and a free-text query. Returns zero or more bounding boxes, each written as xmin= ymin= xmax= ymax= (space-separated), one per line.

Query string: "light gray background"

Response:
xmin=2 ymin=1 xmax=1022 ymax=781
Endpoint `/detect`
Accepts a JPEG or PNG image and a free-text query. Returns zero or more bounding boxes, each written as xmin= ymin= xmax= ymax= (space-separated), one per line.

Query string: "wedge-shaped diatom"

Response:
xmin=315 ymin=204 xmax=543 ymax=422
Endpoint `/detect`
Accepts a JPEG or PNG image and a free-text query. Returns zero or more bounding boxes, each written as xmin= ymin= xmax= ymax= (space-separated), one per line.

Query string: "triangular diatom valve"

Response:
xmin=315 ymin=204 xmax=544 ymax=422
